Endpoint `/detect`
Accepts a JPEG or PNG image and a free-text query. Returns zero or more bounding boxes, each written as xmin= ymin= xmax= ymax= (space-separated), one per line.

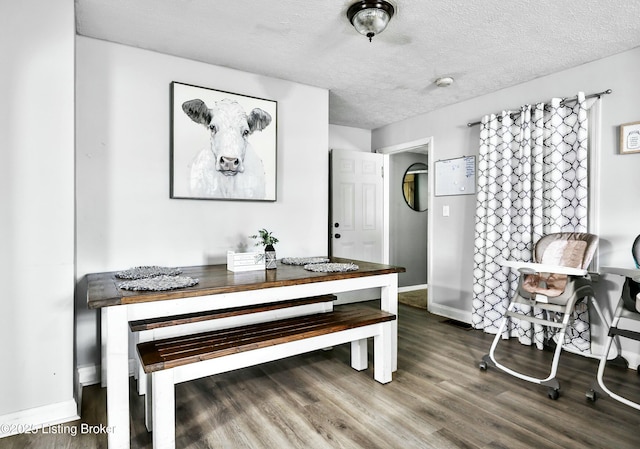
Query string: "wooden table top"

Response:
xmin=86 ymin=257 xmax=405 ymax=309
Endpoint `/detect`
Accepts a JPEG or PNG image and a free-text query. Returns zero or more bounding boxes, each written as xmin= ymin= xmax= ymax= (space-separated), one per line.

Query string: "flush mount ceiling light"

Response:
xmin=347 ymin=0 xmax=395 ymax=42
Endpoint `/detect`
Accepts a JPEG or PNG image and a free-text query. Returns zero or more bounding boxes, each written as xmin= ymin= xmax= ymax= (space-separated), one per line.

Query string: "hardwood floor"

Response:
xmin=399 ymin=289 xmax=427 ymax=310
xmin=4 ymin=302 xmax=640 ymax=449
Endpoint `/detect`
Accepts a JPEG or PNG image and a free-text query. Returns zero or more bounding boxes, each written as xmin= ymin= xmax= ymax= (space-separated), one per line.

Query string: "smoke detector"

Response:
xmin=435 ymin=77 xmax=454 ymax=87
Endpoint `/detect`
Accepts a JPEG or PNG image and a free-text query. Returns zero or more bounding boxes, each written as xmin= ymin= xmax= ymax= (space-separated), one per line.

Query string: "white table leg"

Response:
xmin=101 ymin=309 xmax=107 ymax=387
xmin=104 ymin=306 xmax=131 ymax=449
xmin=380 ymin=273 xmax=398 ymax=372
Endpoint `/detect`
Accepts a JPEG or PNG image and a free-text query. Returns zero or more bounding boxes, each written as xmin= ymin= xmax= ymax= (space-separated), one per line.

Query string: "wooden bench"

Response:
xmin=129 ymin=294 xmax=337 ymax=395
xmin=137 ymin=307 xmax=396 ymax=449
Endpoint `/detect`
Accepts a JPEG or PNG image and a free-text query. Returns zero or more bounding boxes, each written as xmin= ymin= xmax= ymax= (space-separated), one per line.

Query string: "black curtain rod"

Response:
xmin=466 ymin=89 xmax=612 ymax=127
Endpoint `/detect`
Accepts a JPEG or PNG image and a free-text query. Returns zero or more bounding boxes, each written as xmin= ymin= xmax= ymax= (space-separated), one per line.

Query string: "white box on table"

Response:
xmin=227 ymin=250 xmax=265 ymax=272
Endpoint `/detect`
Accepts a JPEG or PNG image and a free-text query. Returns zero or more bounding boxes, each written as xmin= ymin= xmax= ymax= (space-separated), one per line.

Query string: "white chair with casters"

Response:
xmin=586 ymin=234 xmax=640 ymax=410
xmin=478 ymin=232 xmax=607 ymax=400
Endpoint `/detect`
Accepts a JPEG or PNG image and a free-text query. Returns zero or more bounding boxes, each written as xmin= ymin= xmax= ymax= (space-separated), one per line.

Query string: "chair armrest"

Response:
xmin=600 ymin=266 xmax=640 ymax=281
xmin=498 ymin=259 xmax=588 ymax=276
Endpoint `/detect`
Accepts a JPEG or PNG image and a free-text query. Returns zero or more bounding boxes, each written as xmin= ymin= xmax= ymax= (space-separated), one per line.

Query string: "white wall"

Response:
xmin=373 ymin=46 xmax=640 ymax=362
xmin=329 ymin=124 xmax=371 ymax=152
xmin=0 ymin=0 xmax=77 ymax=426
xmin=75 ymin=37 xmax=329 ymax=369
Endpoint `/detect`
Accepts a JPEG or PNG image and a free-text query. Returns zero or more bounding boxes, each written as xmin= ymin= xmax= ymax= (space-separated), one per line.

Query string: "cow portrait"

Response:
xmin=181 ymin=98 xmax=272 ymax=199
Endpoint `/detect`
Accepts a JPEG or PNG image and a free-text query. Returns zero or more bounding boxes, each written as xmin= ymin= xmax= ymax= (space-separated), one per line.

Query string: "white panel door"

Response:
xmin=331 ymin=149 xmax=384 ymax=264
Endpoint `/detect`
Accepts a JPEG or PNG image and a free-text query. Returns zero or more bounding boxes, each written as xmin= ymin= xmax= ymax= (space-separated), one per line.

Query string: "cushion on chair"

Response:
xmin=522 ymin=272 xmax=568 ymax=297
xmin=533 ymin=232 xmax=597 ymax=269
xmin=521 ymin=239 xmax=588 ymax=298
xmin=541 ymin=240 xmax=588 ymax=268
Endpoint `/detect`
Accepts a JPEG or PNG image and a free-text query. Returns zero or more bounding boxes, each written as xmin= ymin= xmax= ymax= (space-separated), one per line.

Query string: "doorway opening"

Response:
xmin=376 ymin=137 xmax=432 ymax=310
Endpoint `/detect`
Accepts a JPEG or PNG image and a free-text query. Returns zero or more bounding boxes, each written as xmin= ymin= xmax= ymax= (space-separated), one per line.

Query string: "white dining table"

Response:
xmin=86 ymin=257 xmax=404 ymax=449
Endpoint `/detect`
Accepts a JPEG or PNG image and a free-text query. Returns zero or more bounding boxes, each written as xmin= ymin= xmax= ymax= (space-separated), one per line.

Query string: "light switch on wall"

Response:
xmin=443 ymin=205 xmax=450 ymax=217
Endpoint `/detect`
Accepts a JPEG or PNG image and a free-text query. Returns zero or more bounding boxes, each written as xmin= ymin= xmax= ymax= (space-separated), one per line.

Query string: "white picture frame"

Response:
xmin=170 ymin=81 xmax=278 ymax=201
xmin=619 ymin=120 xmax=640 ymax=155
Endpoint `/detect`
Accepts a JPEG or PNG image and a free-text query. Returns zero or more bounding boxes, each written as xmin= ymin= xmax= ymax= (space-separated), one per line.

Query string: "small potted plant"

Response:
xmin=250 ymin=229 xmax=279 ymax=269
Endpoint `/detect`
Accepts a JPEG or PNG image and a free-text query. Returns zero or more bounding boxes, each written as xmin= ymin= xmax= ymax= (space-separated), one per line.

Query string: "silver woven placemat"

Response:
xmin=116 ymin=266 xmax=182 ymax=279
xmin=281 ymin=257 xmax=330 ymax=266
xmin=303 ymin=263 xmax=359 ymax=273
xmin=118 ymin=275 xmax=199 ymax=291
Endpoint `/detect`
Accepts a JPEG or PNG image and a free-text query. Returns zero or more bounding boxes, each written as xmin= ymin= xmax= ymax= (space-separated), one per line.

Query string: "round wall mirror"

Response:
xmin=402 ymin=163 xmax=428 ymax=212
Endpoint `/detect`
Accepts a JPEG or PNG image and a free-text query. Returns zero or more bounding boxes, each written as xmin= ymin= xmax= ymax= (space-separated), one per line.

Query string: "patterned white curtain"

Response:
xmin=472 ymin=92 xmax=591 ymax=353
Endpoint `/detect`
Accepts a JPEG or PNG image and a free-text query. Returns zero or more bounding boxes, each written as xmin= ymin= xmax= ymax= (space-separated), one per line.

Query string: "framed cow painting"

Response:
xmin=170 ymin=81 xmax=277 ymax=201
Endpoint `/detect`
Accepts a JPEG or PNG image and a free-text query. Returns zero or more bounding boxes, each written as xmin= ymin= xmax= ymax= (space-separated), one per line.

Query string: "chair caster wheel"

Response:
xmin=548 ymin=388 xmax=560 ymax=400
xmin=586 ymin=389 xmax=597 ymax=402
xmin=479 ymin=361 xmax=488 ymax=371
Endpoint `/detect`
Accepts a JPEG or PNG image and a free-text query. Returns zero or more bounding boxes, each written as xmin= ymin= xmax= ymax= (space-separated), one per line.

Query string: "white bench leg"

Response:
xmin=374 ymin=322 xmax=392 ymax=384
xmin=137 ymin=332 xmax=152 ymax=396
xmin=152 ymin=370 xmax=176 ymax=449
xmin=138 ymin=356 xmax=147 ymax=396
xmin=351 ymin=339 xmax=368 ymax=371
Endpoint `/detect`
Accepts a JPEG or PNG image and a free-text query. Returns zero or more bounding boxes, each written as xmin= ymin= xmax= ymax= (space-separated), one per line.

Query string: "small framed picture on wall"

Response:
xmin=619 ymin=121 xmax=640 ymax=155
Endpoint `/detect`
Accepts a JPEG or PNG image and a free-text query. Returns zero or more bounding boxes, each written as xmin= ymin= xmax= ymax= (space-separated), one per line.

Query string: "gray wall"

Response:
xmin=390 ymin=152 xmax=429 ymax=287
xmin=373 ymin=46 xmax=640 ymax=365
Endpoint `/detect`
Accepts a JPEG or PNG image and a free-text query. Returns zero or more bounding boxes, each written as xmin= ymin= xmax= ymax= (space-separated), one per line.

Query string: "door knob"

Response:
xmin=335 ymin=233 xmax=341 ymax=238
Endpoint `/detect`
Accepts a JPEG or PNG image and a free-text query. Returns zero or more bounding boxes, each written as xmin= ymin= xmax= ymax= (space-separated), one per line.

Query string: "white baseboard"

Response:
xmin=428 ymin=302 xmax=471 ymax=324
xmin=587 ymin=342 xmax=640 ymax=371
xmin=622 ymin=352 xmax=640 ymax=370
xmin=77 ymin=360 xmax=137 ymax=387
xmin=398 ymin=284 xmax=428 ymax=293
xmin=0 ymin=399 xmax=79 ymax=438
xmin=77 ymin=364 xmax=101 ymax=387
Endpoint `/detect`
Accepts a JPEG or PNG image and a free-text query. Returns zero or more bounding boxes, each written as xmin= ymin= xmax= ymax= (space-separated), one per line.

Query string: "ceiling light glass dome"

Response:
xmin=347 ymin=1 xmax=395 ymax=42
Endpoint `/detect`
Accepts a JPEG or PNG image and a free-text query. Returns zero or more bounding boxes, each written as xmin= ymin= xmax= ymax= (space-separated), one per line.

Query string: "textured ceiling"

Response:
xmin=75 ymin=0 xmax=640 ymax=130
